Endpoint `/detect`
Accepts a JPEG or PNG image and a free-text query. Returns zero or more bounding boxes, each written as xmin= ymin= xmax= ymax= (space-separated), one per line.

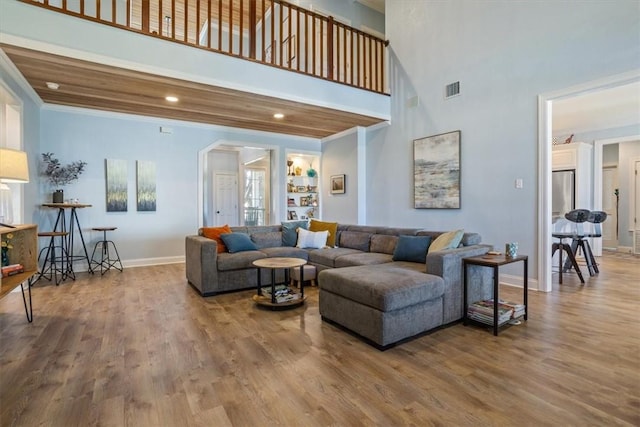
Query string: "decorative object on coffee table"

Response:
xmin=413 ymin=130 xmax=460 ymax=209
xmin=41 ymin=152 xmax=86 ymax=204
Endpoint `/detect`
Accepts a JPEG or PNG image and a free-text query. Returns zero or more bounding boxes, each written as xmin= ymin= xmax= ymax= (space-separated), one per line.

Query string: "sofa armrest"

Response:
xmin=426 ymin=244 xmax=492 ymax=324
xmin=185 ymin=235 xmax=219 ymax=296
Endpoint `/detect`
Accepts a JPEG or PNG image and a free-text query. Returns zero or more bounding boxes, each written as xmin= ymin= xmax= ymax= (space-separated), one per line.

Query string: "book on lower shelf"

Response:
xmin=1 ymin=264 xmax=25 ymax=278
xmin=260 ymin=284 xmax=301 ymax=303
xmin=467 ymin=299 xmax=525 ymax=325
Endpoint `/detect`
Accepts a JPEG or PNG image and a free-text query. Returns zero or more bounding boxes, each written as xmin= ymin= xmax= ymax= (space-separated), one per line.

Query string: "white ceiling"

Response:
xmin=553 ymin=81 xmax=640 ymax=136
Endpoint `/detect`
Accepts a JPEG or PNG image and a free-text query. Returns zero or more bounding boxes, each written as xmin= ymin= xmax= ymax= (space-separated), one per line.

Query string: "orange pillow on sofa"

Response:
xmin=202 ymin=224 xmax=232 ymax=253
xmin=309 ymin=219 xmax=338 ymax=247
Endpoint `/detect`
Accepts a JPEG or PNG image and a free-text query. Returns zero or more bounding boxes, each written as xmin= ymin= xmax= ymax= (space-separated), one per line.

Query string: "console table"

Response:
xmin=42 ymin=203 xmax=93 ymax=275
xmin=1 ymin=224 xmax=38 ymax=322
xmin=463 ymin=254 xmax=528 ymax=336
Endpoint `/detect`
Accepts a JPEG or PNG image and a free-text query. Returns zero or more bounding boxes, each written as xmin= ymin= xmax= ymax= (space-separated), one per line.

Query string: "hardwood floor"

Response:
xmin=1 ymin=252 xmax=638 ymax=426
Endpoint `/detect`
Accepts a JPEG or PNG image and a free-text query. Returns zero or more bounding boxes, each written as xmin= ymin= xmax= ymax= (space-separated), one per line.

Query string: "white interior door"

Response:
xmin=601 ymin=166 xmax=618 ymax=249
xmin=214 ymin=172 xmax=239 ymax=226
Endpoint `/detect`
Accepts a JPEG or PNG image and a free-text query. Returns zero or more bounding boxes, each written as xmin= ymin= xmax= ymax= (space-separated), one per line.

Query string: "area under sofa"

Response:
xmin=185 ymin=223 xmax=492 ymax=347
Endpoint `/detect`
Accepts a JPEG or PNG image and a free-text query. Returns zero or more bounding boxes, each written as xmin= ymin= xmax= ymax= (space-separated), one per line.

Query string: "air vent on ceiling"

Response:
xmin=445 ymin=81 xmax=460 ymax=99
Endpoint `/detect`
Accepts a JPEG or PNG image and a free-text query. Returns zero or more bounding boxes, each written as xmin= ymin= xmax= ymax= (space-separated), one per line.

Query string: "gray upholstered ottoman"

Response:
xmin=318 ymin=264 xmax=445 ymax=349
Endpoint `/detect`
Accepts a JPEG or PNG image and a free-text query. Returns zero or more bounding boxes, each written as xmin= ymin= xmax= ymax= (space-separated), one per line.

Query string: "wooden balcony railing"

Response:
xmin=21 ymin=0 xmax=388 ymax=94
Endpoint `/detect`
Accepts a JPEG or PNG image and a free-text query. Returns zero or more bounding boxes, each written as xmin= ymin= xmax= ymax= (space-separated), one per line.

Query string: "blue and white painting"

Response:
xmin=414 ymin=131 xmax=461 ymax=209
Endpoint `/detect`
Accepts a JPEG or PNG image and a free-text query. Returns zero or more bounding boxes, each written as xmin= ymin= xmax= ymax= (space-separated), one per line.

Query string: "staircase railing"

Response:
xmin=20 ymin=0 xmax=388 ymax=94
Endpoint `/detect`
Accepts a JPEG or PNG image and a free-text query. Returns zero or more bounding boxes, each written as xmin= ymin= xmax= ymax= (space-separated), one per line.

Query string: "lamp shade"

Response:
xmin=0 ymin=148 xmax=29 ymax=183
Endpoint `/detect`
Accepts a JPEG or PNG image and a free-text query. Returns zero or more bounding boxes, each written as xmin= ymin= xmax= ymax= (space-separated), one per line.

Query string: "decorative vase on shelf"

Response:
xmin=53 ymin=189 xmax=64 ymax=203
xmin=295 ymin=166 xmax=302 ymax=176
xmin=306 ymin=168 xmax=317 ymax=178
xmin=1 ymin=247 xmax=9 ymax=267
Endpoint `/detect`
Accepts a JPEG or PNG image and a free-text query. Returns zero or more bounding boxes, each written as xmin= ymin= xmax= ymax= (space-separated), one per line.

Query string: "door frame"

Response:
xmin=198 ymin=139 xmax=280 ymax=228
xmin=593 ymin=135 xmax=640 ymax=255
xmin=537 ymin=69 xmax=640 ymax=293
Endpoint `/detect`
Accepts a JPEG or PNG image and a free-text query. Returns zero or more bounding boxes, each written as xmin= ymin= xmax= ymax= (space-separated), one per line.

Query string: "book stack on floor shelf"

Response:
xmin=261 ymin=284 xmax=301 ymax=304
xmin=1 ymin=264 xmax=25 ymax=278
xmin=467 ymin=299 xmax=526 ymax=326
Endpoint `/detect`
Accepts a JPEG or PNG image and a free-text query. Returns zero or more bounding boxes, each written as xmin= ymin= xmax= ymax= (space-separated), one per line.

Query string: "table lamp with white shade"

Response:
xmin=0 ymin=148 xmax=30 ymax=227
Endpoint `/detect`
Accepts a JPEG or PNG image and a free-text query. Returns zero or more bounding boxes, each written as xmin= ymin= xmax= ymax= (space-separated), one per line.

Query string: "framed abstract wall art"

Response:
xmin=136 ymin=160 xmax=156 ymax=212
xmin=105 ymin=159 xmax=127 ymax=212
xmin=413 ymin=131 xmax=461 ymax=209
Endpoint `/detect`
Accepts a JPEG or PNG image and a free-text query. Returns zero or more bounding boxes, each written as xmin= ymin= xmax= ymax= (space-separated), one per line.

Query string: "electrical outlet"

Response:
xmin=515 ymin=178 xmax=523 ymax=189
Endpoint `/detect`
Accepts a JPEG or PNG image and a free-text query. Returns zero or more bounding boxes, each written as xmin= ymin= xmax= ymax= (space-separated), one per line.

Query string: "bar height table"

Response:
xmin=42 ymin=203 xmax=94 ymax=275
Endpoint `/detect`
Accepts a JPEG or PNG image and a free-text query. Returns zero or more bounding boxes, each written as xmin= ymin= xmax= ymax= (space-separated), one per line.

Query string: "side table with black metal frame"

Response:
xmin=463 ymin=254 xmax=528 ymax=336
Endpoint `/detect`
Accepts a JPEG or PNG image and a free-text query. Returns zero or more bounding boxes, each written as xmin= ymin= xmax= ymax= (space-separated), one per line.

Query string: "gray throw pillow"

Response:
xmin=392 ymin=235 xmax=432 ymax=263
xmin=281 ymin=220 xmax=309 ymax=246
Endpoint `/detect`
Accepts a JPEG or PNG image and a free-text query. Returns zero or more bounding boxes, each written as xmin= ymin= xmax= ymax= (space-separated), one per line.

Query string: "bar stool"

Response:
xmin=565 ymin=209 xmax=596 ymax=276
xmin=90 ymin=227 xmax=123 ymax=275
xmin=37 ymin=231 xmax=73 ymax=285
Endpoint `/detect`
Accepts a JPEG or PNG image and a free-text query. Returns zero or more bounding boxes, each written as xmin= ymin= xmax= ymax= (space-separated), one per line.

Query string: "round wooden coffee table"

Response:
xmin=252 ymin=257 xmax=307 ymax=309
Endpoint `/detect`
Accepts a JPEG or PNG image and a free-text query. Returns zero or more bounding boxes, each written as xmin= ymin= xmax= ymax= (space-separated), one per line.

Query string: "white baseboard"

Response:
xmin=49 ymin=256 xmax=186 ymax=273
xmin=123 ymin=256 xmax=185 ymax=268
xmin=499 ymin=273 xmax=540 ymax=292
xmin=617 ymin=246 xmax=633 ymax=254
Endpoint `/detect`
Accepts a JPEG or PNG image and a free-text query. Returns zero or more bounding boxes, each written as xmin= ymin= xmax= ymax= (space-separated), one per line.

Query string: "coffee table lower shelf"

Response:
xmin=252 ymin=294 xmax=307 ymax=310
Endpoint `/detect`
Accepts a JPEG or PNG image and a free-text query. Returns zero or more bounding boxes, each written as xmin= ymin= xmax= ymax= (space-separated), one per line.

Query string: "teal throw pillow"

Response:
xmin=220 ymin=232 xmax=258 ymax=253
xmin=281 ymin=220 xmax=309 ymax=246
xmin=392 ymin=235 xmax=432 ymax=263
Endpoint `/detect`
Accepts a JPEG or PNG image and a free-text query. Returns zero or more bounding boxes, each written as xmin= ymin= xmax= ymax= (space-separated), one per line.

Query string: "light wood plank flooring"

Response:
xmin=1 ymin=252 xmax=638 ymax=426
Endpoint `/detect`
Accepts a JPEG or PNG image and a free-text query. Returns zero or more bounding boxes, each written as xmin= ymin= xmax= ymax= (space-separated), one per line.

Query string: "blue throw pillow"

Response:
xmin=281 ymin=220 xmax=309 ymax=246
xmin=392 ymin=235 xmax=432 ymax=263
xmin=219 ymin=232 xmax=258 ymax=253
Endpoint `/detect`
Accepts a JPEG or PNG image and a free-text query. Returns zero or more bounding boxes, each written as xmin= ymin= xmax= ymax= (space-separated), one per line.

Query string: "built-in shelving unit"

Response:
xmin=286 ymin=154 xmax=320 ymax=221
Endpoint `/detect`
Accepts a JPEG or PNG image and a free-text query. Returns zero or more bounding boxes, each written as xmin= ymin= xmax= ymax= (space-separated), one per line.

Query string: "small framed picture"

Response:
xmin=288 ymin=210 xmax=298 ymax=220
xmin=296 ymin=186 xmax=307 ymax=193
xmin=300 ymin=197 xmax=309 ymax=207
xmin=330 ymin=174 xmax=345 ymax=194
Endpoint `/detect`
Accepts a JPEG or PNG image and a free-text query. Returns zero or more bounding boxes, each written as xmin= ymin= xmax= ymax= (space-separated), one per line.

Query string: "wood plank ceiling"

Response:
xmin=1 ymin=44 xmax=385 ymax=139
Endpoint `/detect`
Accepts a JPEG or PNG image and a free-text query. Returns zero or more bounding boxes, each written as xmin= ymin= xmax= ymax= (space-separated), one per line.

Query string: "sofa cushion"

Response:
xmin=370 ymin=234 xmax=398 ymax=255
xmin=334 ymin=252 xmax=393 ymax=268
xmin=308 ymin=247 xmax=362 ymax=267
xmin=309 ymin=219 xmax=338 ymax=247
xmin=250 ymin=231 xmax=283 ymax=249
xmin=281 ymin=220 xmax=308 ymax=246
xmin=319 ymin=264 xmax=444 ymax=312
xmin=296 ymin=228 xmax=329 ymax=249
xmin=260 ymin=246 xmax=309 ymax=260
xmin=201 ymin=224 xmax=232 ymax=253
xmin=428 ymin=229 xmax=464 ymax=253
xmin=338 ymin=231 xmax=371 ymax=251
xmin=217 ymin=250 xmax=266 ymax=271
xmin=392 ymin=235 xmax=432 ymax=263
xmin=220 ymin=233 xmax=259 ymax=253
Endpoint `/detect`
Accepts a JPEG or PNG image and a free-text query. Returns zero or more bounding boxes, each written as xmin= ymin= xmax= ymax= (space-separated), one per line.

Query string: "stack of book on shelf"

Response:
xmin=1 ymin=264 xmax=25 ymax=278
xmin=467 ymin=299 xmax=525 ymax=326
xmin=261 ymin=285 xmax=301 ymax=303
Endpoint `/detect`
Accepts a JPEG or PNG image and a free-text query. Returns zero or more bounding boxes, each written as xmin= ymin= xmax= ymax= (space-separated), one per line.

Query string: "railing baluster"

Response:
xmin=171 ymin=0 xmax=175 ymax=38
xmin=207 ymin=0 xmax=211 ymax=47
xmin=295 ymin=8 xmax=299 ymax=71
xmin=270 ymin=0 xmax=275 ymax=64
xmin=218 ymin=0 xmax=222 ymax=51
xmin=312 ymin=14 xmax=316 ymax=76
xmin=228 ymin=0 xmax=232 ymax=54
xmin=260 ymin=0 xmax=264 ymax=61
xmin=96 ymin=0 xmax=100 ymax=20
xmin=239 ymin=0 xmax=244 ymax=56
xmin=80 ymin=0 xmax=84 ymax=15
xmin=112 ymin=0 xmax=116 ymax=23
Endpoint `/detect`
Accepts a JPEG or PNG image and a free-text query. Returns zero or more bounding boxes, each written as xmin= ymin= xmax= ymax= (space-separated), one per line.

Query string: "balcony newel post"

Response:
xmin=249 ymin=0 xmax=257 ymax=59
xmin=142 ymin=0 xmax=150 ymax=32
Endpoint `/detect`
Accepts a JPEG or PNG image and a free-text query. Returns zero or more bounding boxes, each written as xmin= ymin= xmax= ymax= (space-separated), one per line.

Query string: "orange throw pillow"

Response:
xmin=309 ymin=219 xmax=338 ymax=247
xmin=202 ymin=224 xmax=232 ymax=253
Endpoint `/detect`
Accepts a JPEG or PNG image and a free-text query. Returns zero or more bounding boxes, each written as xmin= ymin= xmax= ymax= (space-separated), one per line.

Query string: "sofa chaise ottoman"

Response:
xmin=319 ymin=263 xmax=446 ymax=349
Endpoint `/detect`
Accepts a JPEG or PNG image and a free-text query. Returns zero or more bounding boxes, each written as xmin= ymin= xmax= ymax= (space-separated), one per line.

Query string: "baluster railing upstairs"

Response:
xmin=20 ymin=0 xmax=389 ymax=94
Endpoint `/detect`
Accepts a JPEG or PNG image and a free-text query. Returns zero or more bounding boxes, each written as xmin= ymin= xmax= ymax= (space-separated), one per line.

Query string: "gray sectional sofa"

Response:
xmin=185 ymin=223 xmax=492 ymax=348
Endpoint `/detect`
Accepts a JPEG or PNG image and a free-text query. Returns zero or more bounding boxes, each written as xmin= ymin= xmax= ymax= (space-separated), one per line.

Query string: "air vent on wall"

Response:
xmin=445 ymin=81 xmax=460 ymax=99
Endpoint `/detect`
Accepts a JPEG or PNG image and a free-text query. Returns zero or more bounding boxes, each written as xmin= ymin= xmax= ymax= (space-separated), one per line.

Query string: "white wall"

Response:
xmin=36 ymin=107 xmax=320 ymax=265
xmin=618 ymin=141 xmax=640 ymax=247
xmin=374 ymin=1 xmax=640 ymax=284
xmin=321 ymin=131 xmax=359 ymax=224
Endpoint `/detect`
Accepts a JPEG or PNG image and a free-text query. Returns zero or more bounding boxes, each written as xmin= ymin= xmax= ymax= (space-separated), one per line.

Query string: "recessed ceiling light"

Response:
xmin=273 ymin=113 xmax=284 ymax=119
xmin=165 ymin=96 xmax=179 ymax=102
xmin=46 ymin=82 xmax=59 ymax=90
